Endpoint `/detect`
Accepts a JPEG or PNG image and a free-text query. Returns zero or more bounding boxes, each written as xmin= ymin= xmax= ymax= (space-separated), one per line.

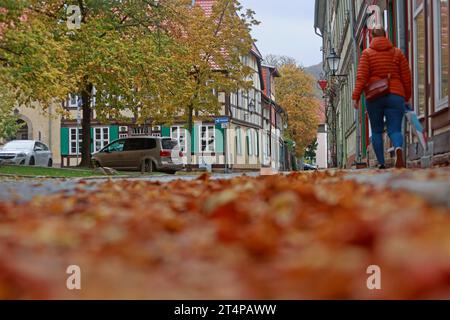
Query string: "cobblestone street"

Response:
xmin=1 ymin=168 xmax=449 ymax=299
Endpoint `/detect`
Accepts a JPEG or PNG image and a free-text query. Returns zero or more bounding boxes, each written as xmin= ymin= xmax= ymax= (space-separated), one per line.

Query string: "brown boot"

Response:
xmin=395 ymin=148 xmax=405 ymax=169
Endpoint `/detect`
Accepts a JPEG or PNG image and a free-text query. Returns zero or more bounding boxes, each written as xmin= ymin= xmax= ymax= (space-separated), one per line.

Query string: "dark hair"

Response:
xmin=372 ymin=28 xmax=386 ymax=38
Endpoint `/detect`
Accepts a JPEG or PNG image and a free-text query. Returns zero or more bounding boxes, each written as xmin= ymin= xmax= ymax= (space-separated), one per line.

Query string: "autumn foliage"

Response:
xmin=0 ymin=0 xmax=258 ymax=166
xmin=1 ymin=171 xmax=450 ymax=299
xmin=276 ymin=64 xmax=320 ymax=157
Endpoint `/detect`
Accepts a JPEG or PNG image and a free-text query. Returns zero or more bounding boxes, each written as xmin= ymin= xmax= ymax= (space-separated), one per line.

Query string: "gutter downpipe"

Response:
xmin=350 ymin=0 xmax=362 ymax=165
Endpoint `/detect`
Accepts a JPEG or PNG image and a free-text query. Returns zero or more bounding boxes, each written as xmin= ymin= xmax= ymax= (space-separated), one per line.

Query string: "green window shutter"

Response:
xmin=161 ymin=126 xmax=170 ymax=137
xmin=90 ymin=127 xmax=94 ymax=153
xmin=60 ymin=127 xmax=69 ymax=156
xmin=246 ymin=134 xmax=250 ymax=156
xmin=215 ymin=124 xmax=224 ymax=153
xmin=192 ymin=125 xmax=198 ymax=153
xmin=109 ymin=125 xmax=119 ymax=141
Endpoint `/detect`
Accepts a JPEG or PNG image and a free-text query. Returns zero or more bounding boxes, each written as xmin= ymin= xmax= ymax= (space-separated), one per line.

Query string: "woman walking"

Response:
xmin=352 ymin=27 xmax=412 ymax=169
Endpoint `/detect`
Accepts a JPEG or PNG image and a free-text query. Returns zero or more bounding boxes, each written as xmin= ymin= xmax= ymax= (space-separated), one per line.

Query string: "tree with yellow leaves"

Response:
xmin=0 ymin=1 xmax=188 ymax=166
xmin=1 ymin=0 xmax=258 ymax=168
xmin=169 ymin=0 xmax=258 ymax=168
xmin=0 ymin=87 xmax=22 ymax=141
xmin=275 ymin=63 xmax=320 ymax=157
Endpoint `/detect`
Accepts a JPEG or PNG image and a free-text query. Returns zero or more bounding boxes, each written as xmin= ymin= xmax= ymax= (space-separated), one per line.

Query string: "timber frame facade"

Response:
xmin=315 ymin=0 xmax=450 ymax=168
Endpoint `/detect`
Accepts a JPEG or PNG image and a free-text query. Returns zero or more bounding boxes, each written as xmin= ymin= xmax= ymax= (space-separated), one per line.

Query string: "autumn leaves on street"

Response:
xmin=1 ymin=169 xmax=450 ymax=299
xmin=1 ymin=0 xmax=450 ymax=304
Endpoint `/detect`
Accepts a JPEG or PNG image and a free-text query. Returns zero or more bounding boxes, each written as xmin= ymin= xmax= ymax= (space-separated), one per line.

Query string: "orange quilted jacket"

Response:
xmin=352 ymin=37 xmax=412 ymax=102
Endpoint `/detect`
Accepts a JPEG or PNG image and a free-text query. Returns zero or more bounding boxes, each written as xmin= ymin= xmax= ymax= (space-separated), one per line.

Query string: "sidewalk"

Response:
xmin=345 ymin=167 xmax=450 ymax=209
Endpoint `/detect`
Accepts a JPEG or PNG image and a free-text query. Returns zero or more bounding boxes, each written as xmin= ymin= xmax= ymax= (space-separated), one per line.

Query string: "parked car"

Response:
xmin=92 ymin=137 xmax=184 ymax=174
xmin=303 ymin=163 xmax=318 ymax=171
xmin=0 ymin=140 xmax=53 ymax=167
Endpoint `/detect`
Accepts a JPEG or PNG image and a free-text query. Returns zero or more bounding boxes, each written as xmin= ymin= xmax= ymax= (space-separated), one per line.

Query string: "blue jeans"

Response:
xmin=366 ymin=94 xmax=405 ymax=166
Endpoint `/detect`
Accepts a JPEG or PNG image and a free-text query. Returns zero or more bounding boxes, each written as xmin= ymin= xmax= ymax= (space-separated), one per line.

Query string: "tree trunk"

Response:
xmin=79 ymin=83 xmax=93 ymax=168
xmin=186 ymin=105 xmax=194 ymax=172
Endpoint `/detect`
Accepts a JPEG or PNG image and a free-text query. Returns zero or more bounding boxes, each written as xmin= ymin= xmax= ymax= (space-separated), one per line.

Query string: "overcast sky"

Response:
xmin=239 ymin=0 xmax=322 ymax=67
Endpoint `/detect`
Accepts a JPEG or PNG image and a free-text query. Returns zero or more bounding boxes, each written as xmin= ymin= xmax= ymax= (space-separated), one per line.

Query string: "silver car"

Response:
xmin=0 ymin=140 xmax=53 ymax=167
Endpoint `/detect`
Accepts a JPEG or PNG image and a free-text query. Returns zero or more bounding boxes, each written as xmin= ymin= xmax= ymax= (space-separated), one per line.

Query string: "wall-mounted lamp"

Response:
xmin=326 ymin=49 xmax=348 ymax=79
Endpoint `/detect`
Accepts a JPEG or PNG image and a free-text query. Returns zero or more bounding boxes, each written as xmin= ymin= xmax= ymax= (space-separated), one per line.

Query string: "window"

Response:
xmin=230 ymin=92 xmax=237 ymax=107
xmin=35 ymin=142 xmax=47 ymax=151
xmin=119 ymin=126 xmax=128 ymax=139
xmin=68 ymin=94 xmax=80 ymax=108
xmin=125 ymin=138 xmax=156 ymax=151
xmin=94 ymin=127 xmax=109 ymax=152
xmin=69 ymin=128 xmax=82 ymax=155
xmin=105 ymin=140 xmax=125 ymax=153
xmin=254 ymin=130 xmax=259 ymax=157
xmin=256 ymin=91 xmax=262 ymax=114
xmin=171 ymin=126 xmax=187 ymax=152
xmin=238 ymin=90 xmax=244 ymax=109
xmin=434 ymin=0 xmax=449 ymax=110
xmin=241 ymin=55 xmax=249 ymax=66
xmin=243 ymin=90 xmax=249 ymax=110
xmin=247 ymin=129 xmax=253 ymax=156
xmin=200 ymin=125 xmax=215 ymax=153
xmin=91 ymin=86 xmax=97 ymax=107
xmin=131 ymin=126 xmax=150 ymax=136
xmin=40 ymin=142 xmax=49 ymax=151
xmin=414 ymin=2 xmax=426 ymax=116
xmin=262 ymin=132 xmax=268 ymax=161
xmin=236 ymin=127 xmax=242 ymax=155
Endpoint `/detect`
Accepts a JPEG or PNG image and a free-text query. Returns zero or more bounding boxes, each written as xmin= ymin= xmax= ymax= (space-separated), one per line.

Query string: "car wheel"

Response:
xmin=141 ymin=160 xmax=155 ymax=173
xmin=48 ymin=158 xmax=53 ymax=167
xmin=29 ymin=157 xmax=35 ymax=166
xmin=166 ymin=170 xmax=177 ymax=175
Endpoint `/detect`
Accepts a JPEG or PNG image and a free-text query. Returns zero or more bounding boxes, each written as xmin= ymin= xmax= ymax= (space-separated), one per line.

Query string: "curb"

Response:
xmin=0 ymin=173 xmax=169 ymax=180
xmin=0 ymin=173 xmax=121 ymax=179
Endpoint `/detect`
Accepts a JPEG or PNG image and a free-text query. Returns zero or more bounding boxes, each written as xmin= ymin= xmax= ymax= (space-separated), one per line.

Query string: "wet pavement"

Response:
xmin=0 ymin=169 xmax=449 ymax=208
xmin=0 ymin=172 xmax=260 ymax=203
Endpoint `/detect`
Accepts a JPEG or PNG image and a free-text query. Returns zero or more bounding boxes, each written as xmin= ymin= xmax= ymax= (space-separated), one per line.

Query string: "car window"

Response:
xmin=105 ymin=140 xmax=125 ymax=153
xmin=5 ymin=141 xmax=34 ymax=150
xmin=162 ymin=139 xmax=179 ymax=150
xmin=146 ymin=139 xmax=157 ymax=149
xmin=124 ymin=139 xmax=156 ymax=151
xmin=35 ymin=142 xmax=44 ymax=151
xmin=35 ymin=142 xmax=48 ymax=151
